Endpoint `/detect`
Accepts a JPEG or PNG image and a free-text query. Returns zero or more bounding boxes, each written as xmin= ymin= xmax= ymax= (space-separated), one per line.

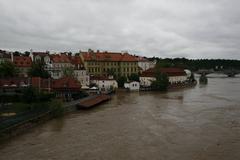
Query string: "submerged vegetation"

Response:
xmin=0 ymin=87 xmax=65 ymax=133
xmin=151 ymin=72 xmax=169 ymax=91
xmin=199 ymin=75 xmax=208 ymax=84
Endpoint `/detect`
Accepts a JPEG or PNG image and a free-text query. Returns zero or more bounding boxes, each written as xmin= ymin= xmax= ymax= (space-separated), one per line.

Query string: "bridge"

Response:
xmin=195 ymin=69 xmax=240 ymax=77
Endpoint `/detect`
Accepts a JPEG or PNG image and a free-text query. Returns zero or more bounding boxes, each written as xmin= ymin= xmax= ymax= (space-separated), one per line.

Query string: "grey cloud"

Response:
xmin=0 ymin=0 xmax=240 ymax=59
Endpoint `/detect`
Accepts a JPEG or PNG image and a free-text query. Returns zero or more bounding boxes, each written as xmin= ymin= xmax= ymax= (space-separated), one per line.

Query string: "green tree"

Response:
xmin=128 ymin=73 xmax=139 ymax=82
xmin=63 ymin=67 xmax=74 ymax=77
xmin=24 ymin=51 xmax=30 ymax=57
xmin=117 ymin=76 xmax=127 ymax=88
xmin=28 ymin=61 xmax=50 ymax=78
xmin=75 ymin=53 xmax=80 ymax=56
xmin=106 ymin=68 xmax=116 ymax=78
xmin=151 ymin=70 xmax=169 ymax=91
xmin=49 ymin=99 xmax=64 ymax=117
xmin=0 ymin=61 xmax=18 ymax=78
xmin=13 ymin=51 xmax=21 ymax=56
xmin=21 ymin=87 xmax=39 ymax=103
xmin=189 ymin=73 xmax=195 ymax=82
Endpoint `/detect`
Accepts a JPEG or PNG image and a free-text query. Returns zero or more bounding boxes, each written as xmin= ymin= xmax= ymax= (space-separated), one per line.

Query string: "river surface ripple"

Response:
xmin=1 ymin=76 xmax=240 ymax=160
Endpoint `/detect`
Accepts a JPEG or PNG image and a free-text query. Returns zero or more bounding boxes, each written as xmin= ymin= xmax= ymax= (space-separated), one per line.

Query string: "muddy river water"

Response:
xmin=1 ymin=75 xmax=240 ymax=160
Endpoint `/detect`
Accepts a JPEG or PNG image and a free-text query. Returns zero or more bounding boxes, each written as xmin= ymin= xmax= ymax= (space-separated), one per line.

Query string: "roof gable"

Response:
xmin=13 ymin=56 xmax=32 ymax=67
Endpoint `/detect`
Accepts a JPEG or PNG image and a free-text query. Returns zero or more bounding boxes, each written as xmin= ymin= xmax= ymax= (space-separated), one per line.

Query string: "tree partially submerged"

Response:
xmin=117 ymin=76 xmax=127 ymax=88
xmin=151 ymin=70 xmax=169 ymax=91
xmin=128 ymin=73 xmax=140 ymax=82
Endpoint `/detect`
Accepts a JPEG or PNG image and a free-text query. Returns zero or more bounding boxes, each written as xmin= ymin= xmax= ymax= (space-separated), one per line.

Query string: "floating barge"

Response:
xmin=76 ymin=95 xmax=111 ymax=109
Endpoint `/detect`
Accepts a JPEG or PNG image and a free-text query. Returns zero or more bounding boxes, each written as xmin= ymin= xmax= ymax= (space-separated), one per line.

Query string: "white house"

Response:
xmin=184 ymin=69 xmax=192 ymax=79
xmin=0 ymin=50 xmax=11 ymax=64
xmin=138 ymin=56 xmax=156 ymax=72
xmin=70 ymin=56 xmax=90 ymax=87
xmin=90 ymin=76 xmax=118 ymax=92
xmin=30 ymin=51 xmax=51 ymax=64
xmin=48 ymin=53 xmax=73 ymax=79
xmin=124 ymin=81 xmax=140 ymax=91
xmin=140 ymin=76 xmax=156 ymax=87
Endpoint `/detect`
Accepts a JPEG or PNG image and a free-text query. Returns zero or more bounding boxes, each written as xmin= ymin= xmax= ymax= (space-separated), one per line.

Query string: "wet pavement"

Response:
xmin=0 ymin=76 xmax=240 ymax=160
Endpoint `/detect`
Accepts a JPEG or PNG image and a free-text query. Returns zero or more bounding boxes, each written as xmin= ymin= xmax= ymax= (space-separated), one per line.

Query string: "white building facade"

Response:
xmin=140 ymin=76 xmax=156 ymax=87
xmin=138 ymin=57 xmax=156 ymax=72
xmin=91 ymin=76 xmax=118 ymax=92
xmin=124 ymin=81 xmax=140 ymax=91
xmin=140 ymin=68 xmax=188 ymax=87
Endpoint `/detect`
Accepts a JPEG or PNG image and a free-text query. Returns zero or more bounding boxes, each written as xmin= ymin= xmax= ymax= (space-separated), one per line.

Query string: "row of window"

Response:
xmin=74 ymin=71 xmax=86 ymax=76
xmin=53 ymin=64 xmax=72 ymax=68
xmin=88 ymin=61 xmax=137 ymax=66
xmin=88 ymin=67 xmax=138 ymax=73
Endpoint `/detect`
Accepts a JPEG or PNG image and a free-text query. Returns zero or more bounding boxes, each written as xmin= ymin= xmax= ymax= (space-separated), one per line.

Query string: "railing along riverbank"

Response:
xmin=0 ymin=110 xmax=52 ymax=141
xmin=0 ymin=94 xmax=111 ymax=142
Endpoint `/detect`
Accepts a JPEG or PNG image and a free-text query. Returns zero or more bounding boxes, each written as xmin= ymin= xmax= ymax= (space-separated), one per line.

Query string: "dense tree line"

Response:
xmin=0 ymin=61 xmax=18 ymax=78
xmin=149 ymin=57 xmax=240 ymax=71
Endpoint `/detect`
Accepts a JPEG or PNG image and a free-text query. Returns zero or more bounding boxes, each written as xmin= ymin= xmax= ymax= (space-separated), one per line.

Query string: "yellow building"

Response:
xmin=80 ymin=50 xmax=139 ymax=77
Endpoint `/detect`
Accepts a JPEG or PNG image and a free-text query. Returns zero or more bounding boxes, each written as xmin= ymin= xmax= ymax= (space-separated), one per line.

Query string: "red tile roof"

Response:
xmin=52 ymin=77 xmax=81 ymax=90
xmin=13 ymin=56 xmax=32 ymax=67
xmin=70 ymin=56 xmax=85 ymax=69
xmin=32 ymin=52 xmax=49 ymax=57
xmin=141 ymin=67 xmax=187 ymax=77
xmin=50 ymin=54 xmax=71 ymax=63
xmin=81 ymin=51 xmax=138 ymax=62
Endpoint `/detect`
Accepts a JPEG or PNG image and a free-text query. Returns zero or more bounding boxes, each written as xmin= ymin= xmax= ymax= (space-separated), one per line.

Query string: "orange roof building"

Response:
xmin=13 ymin=56 xmax=32 ymax=68
xmin=70 ymin=56 xmax=85 ymax=70
xmin=13 ymin=56 xmax=32 ymax=77
xmin=140 ymin=67 xmax=188 ymax=86
xmin=141 ymin=67 xmax=187 ymax=77
xmin=52 ymin=77 xmax=81 ymax=91
xmin=80 ymin=50 xmax=139 ymax=77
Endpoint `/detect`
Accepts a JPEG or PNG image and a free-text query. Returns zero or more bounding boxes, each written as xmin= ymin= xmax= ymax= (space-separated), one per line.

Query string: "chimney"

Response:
xmin=30 ymin=49 xmax=33 ymax=61
xmin=11 ymin=52 xmax=14 ymax=62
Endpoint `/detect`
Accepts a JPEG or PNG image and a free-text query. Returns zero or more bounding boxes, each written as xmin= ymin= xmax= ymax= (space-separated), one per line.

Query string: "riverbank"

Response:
xmin=0 ymin=81 xmax=195 ymax=142
xmin=0 ymin=94 xmax=110 ymax=142
xmin=0 ymin=100 xmax=64 ymax=141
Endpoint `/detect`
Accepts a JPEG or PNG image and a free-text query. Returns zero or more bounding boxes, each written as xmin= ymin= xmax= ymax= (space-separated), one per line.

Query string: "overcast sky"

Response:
xmin=0 ymin=0 xmax=240 ymax=59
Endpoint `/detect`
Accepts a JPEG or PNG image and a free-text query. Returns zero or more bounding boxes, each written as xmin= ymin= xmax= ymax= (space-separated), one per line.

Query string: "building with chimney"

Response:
xmin=80 ymin=50 xmax=139 ymax=78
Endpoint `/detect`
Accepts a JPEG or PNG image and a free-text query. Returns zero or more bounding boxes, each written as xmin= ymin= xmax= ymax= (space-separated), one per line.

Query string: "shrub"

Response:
xmin=117 ymin=76 xmax=127 ymax=88
xmin=49 ymin=99 xmax=64 ymax=117
xmin=151 ymin=73 xmax=169 ymax=91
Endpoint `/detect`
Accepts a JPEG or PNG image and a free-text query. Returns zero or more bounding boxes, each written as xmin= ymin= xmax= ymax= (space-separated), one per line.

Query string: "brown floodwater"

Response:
xmin=1 ymin=75 xmax=240 ymax=160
